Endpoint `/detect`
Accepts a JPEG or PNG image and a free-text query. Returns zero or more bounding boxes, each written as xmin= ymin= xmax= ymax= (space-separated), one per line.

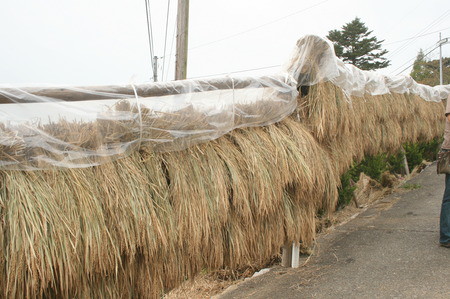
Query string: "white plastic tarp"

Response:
xmin=1 ymin=34 xmax=449 ymax=170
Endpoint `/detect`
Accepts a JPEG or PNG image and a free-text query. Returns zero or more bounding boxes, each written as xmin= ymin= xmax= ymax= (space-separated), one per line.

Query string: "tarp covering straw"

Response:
xmin=0 ymin=35 xmax=448 ymax=297
xmin=0 ymin=35 xmax=449 ymax=170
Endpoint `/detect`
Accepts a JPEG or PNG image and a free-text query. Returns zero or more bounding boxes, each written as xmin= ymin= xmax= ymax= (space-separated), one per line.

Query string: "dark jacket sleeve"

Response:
xmin=446 ymin=94 xmax=450 ymax=116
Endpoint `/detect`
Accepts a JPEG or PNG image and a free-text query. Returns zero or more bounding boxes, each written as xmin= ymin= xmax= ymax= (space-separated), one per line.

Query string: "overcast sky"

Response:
xmin=0 ymin=0 xmax=449 ymax=86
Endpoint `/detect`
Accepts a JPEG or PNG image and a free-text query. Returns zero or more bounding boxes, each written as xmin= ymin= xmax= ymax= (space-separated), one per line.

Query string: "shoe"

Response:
xmin=440 ymin=243 xmax=450 ymax=248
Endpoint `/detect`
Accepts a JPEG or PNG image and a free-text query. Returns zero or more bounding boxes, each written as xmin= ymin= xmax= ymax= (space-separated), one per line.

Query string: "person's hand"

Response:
xmin=447 ymin=114 xmax=450 ymax=122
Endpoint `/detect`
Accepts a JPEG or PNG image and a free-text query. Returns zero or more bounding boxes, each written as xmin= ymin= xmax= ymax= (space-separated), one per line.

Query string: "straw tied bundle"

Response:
xmin=0 ymin=81 xmax=445 ymax=298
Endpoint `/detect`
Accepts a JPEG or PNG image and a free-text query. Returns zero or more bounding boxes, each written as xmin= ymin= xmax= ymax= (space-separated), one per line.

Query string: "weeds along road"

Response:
xmin=218 ymin=162 xmax=450 ymax=299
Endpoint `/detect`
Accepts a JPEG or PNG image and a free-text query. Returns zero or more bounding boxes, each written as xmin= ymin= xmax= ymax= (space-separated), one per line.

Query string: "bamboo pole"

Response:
xmin=0 ymin=75 xmax=290 ymax=104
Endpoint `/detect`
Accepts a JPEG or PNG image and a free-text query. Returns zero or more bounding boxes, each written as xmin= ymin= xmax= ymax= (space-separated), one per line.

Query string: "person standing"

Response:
xmin=440 ymin=94 xmax=450 ymax=247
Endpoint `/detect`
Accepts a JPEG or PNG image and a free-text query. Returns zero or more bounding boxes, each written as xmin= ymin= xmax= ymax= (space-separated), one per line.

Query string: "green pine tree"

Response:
xmin=327 ymin=17 xmax=390 ymax=70
xmin=410 ymin=49 xmax=428 ymax=82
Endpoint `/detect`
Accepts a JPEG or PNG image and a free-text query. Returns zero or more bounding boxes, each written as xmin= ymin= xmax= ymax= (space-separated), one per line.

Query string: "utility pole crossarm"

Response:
xmin=438 ymin=37 xmax=449 ymax=46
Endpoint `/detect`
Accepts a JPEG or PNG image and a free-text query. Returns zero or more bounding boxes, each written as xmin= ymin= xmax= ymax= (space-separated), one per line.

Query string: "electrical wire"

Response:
xmin=165 ymin=19 xmax=177 ymax=81
xmin=390 ymin=43 xmax=436 ymax=75
xmin=392 ymin=44 xmax=439 ymax=75
xmin=188 ymin=0 xmax=330 ymax=51
xmin=384 ymin=0 xmax=427 ymax=35
xmin=384 ymin=26 xmax=450 ymax=46
xmin=188 ymin=64 xmax=281 ymax=79
xmin=388 ymin=10 xmax=449 ymax=58
xmin=144 ymin=0 xmax=155 ymax=78
xmin=161 ymin=0 xmax=171 ymax=81
xmin=387 ymin=10 xmax=450 ymax=59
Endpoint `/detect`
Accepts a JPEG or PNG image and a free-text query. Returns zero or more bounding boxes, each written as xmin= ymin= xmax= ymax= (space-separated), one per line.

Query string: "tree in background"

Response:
xmin=327 ymin=17 xmax=390 ymax=70
xmin=410 ymin=49 xmax=450 ymax=86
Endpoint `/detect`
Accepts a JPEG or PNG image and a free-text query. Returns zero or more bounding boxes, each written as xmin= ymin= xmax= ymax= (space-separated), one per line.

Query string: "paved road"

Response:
xmin=218 ymin=163 xmax=450 ymax=299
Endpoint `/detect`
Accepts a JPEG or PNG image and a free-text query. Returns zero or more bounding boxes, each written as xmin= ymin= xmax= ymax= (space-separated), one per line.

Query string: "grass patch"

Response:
xmin=338 ymin=138 xmax=440 ymax=207
xmin=401 ymin=183 xmax=421 ymax=190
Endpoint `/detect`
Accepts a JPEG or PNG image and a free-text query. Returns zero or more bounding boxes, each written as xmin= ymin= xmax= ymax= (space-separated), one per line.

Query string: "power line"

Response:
xmin=188 ymin=64 xmax=281 ymax=79
xmin=188 ymin=0 xmax=330 ymax=51
xmin=387 ymin=10 xmax=450 ymax=59
xmin=384 ymin=0 xmax=427 ymax=34
xmin=193 ymin=40 xmax=444 ymax=79
xmin=388 ymin=10 xmax=449 ymax=58
xmin=391 ymin=43 xmax=437 ymax=75
xmin=384 ymin=26 xmax=450 ymax=46
xmin=161 ymin=0 xmax=171 ymax=80
xmin=144 ymin=0 xmax=155 ymax=58
xmin=144 ymin=0 xmax=155 ymax=78
xmin=165 ymin=19 xmax=177 ymax=81
xmin=393 ymin=44 xmax=439 ymax=75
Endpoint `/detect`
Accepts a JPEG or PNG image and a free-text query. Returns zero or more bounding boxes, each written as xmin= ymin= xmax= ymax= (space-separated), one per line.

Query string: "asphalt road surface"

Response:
xmin=218 ymin=163 xmax=450 ymax=299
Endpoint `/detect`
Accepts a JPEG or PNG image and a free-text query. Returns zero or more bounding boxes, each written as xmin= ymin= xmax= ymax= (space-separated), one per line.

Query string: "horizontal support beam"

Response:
xmin=0 ymin=75 xmax=292 ymax=104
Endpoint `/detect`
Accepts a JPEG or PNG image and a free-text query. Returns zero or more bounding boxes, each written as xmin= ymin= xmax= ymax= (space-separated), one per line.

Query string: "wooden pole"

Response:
xmin=175 ymin=0 xmax=189 ymax=80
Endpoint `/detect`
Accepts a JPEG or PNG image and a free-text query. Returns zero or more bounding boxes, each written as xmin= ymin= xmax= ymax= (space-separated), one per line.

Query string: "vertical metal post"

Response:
xmin=282 ymin=241 xmax=300 ymax=268
xmin=153 ymin=56 xmax=158 ymax=82
xmin=175 ymin=0 xmax=189 ymax=80
xmin=292 ymin=242 xmax=300 ymax=268
xmin=439 ymin=33 xmax=443 ymax=86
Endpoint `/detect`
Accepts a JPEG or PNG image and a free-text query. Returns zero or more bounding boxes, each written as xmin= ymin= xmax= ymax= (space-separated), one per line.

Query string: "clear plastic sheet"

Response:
xmin=0 ymin=75 xmax=297 ymax=169
xmin=1 ymin=34 xmax=449 ymax=169
xmin=284 ymin=34 xmax=450 ymax=101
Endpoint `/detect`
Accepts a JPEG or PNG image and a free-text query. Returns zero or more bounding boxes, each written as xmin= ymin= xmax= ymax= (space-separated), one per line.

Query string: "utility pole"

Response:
xmin=153 ymin=56 xmax=158 ymax=82
xmin=175 ymin=0 xmax=189 ymax=80
xmin=438 ymin=33 xmax=449 ymax=85
xmin=440 ymin=33 xmax=443 ymax=86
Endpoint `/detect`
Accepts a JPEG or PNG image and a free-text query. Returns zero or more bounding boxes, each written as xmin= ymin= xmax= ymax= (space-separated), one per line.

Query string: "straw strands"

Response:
xmin=0 ymin=91 xmax=297 ymax=170
xmin=0 ymin=118 xmax=338 ymax=298
xmin=0 ymin=81 xmax=445 ymax=298
xmin=299 ymin=82 xmax=444 ymax=174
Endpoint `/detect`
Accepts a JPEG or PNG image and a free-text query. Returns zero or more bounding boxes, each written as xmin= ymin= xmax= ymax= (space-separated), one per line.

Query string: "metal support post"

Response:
xmin=282 ymin=241 xmax=300 ymax=268
xmin=153 ymin=56 xmax=158 ymax=82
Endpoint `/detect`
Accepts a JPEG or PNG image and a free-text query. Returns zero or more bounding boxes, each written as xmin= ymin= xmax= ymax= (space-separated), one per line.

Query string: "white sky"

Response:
xmin=0 ymin=0 xmax=449 ymax=86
